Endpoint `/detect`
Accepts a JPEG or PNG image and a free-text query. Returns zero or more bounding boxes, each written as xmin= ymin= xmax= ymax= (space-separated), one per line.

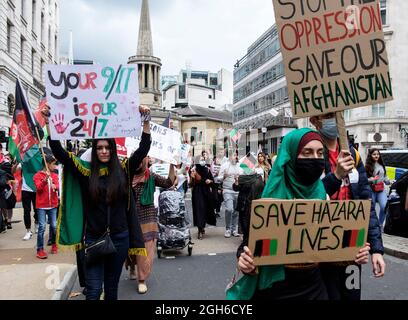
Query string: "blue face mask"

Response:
xmin=320 ymin=118 xmax=338 ymax=139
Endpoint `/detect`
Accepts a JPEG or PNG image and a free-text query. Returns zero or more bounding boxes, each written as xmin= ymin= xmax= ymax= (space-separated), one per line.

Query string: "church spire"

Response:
xmin=137 ymin=0 xmax=153 ymax=56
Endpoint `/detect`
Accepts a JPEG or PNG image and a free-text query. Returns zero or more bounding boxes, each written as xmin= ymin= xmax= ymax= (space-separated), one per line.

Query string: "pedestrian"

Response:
xmin=190 ymin=163 xmax=216 ymax=240
xmin=0 ymin=165 xmax=15 ymax=233
xmin=42 ymin=104 xmax=150 ymax=300
xmin=365 ymin=148 xmax=390 ymax=227
xmin=310 ymin=113 xmax=386 ymax=300
xmin=33 ymin=154 xmax=59 ymax=259
xmin=20 ymin=163 xmax=39 ymax=240
xmin=127 ymin=158 xmax=176 ymax=294
xmin=216 ymin=153 xmax=242 ymax=238
xmin=232 ymin=128 xmax=371 ymax=300
xmin=254 ymin=152 xmax=271 ymax=182
xmin=0 ymin=153 xmax=16 ymax=230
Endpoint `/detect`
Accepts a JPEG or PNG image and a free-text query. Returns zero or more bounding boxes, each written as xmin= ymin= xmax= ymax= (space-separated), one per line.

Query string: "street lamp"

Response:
xmin=261 ymin=127 xmax=267 ymax=153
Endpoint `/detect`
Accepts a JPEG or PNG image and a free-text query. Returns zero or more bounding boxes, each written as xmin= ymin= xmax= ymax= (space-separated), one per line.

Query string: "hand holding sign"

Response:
xmin=238 ymin=246 xmax=257 ymax=275
xmin=354 ymin=242 xmax=370 ymax=265
xmin=335 ymin=151 xmax=355 ymax=180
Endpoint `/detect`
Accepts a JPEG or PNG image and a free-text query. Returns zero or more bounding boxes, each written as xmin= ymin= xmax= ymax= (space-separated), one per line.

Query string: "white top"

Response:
xmin=216 ymin=161 xmax=243 ymax=193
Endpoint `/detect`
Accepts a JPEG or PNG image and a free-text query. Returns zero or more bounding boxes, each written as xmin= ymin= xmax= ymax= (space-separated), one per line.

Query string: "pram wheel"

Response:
xmin=188 ymin=244 xmax=193 ymax=256
xmin=157 ymin=246 xmax=162 ymax=259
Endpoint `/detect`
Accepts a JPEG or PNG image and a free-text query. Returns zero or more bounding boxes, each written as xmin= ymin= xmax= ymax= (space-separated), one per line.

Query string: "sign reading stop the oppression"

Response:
xmin=45 ymin=64 xmax=141 ymax=140
xmin=272 ymin=0 xmax=393 ymax=118
xmin=248 ymin=199 xmax=371 ymax=265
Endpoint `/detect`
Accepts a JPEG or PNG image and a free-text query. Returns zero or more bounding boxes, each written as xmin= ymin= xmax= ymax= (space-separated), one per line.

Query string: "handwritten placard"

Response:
xmin=248 ymin=199 xmax=371 ymax=265
xmin=126 ymin=122 xmax=182 ymax=165
xmin=151 ymin=163 xmax=170 ymax=179
xmin=272 ymin=0 xmax=393 ymax=118
xmin=44 ymin=64 xmax=141 ymax=140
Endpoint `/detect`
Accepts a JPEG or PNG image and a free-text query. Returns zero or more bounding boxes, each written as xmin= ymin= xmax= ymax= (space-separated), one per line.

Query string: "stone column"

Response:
xmin=148 ymin=64 xmax=153 ymax=89
xmin=141 ymin=64 xmax=145 ymax=89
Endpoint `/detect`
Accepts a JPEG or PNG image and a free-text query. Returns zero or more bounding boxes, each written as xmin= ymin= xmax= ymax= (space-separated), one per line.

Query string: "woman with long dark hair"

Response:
xmin=365 ymin=148 xmax=390 ymax=227
xmin=42 ymin=105 xmax=151 ymax=300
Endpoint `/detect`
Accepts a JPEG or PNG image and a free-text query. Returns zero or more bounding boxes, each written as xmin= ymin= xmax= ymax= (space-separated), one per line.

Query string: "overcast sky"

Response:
xmin=59 ymin=0 xmax=275 ymax=75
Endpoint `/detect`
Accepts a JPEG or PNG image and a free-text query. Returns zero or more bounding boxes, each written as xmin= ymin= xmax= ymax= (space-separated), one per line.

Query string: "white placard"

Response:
xmin=126 ymin=122 xmax=182 ymax=165
xmin=151 ymin=163 xmax=170 ymax=179
xmin=45 ymin=64 xmax=141 ymax=140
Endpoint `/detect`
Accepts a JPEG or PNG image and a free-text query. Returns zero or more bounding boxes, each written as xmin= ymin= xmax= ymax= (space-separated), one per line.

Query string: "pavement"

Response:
xmin=0 ymin=206 xmax=76 ymax=300
xmin=1 ymin=202 xmax=408 ymax=300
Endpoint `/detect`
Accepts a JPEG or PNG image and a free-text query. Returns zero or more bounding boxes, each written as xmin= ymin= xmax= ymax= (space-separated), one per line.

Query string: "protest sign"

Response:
xmin=248 ymin=199 xmax=371 ymax=265
xmin=151 ymin=163 xmax=171 ymax=179
xmin=45 ymin=64 xmax=140 ymax=140
xmin=272 ymin=0 xmax=393 ymax=118
xmin=125 ymin=122 xmax=182 ymax=165
xmin=180 ymin=144 xmax=191 ymax=164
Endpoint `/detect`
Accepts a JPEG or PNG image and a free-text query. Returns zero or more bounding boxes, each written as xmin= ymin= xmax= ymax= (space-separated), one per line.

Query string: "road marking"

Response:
xmin=165 ymin=256 xmax=176 ymax=259
xmin=208 ymin=253 xmax=217 ymax=256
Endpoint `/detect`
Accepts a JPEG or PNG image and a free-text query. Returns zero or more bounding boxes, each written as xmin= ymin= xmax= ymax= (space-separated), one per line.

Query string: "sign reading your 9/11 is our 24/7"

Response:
xmin=44 ymin=64 xmax=141 ymax=140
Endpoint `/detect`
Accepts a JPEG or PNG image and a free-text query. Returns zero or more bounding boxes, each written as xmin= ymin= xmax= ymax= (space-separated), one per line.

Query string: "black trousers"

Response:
xmin=320 ymin=263 xmax=362 ymax=300
xmin=22 ymin=191 xmax=38 ymax=230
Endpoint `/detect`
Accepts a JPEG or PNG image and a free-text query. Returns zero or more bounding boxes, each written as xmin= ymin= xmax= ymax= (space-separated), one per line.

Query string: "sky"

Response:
xmin=59 ymin=0 xmax=275 ymax=75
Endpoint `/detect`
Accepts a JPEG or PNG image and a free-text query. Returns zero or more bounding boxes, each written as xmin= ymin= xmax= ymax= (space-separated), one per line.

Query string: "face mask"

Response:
xmin=295 ymin=158 xmax=325 ymax=186
xmin=319 ymin=118 xmax=338 ymax=140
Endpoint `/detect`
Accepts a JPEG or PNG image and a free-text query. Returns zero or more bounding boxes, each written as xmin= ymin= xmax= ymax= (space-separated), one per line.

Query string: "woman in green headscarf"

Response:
xmin=232 ymin=128 xmax=329 ymax=300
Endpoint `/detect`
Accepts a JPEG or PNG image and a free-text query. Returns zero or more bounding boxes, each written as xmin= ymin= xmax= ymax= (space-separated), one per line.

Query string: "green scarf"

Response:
xmin=140 ymin=171 xmax=155 ymax=206
xmin=227 ymin=128 xmax=327 ymax=300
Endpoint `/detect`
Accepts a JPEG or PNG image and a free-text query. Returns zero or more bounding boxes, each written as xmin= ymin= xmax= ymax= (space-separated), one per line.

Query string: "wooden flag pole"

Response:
xmin=34 ymin=126 xmax=50 ymax=176
xmin=336 ymin=111 xmax=349 ymax=152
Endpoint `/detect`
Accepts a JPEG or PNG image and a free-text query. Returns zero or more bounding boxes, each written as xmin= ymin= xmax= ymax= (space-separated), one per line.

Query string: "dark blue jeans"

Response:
xmin=85 ymin=231 xmax=129 ymax=300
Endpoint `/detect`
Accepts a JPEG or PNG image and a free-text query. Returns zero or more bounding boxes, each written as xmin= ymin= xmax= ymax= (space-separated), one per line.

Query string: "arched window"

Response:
xmin=7 ymin=94 xmax=15 ymax=115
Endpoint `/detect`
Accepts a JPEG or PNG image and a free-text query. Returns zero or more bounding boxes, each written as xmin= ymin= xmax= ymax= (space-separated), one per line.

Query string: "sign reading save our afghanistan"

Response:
xmin=44 ymin=64 xmax=141 ymax=140
xmin=125 ymin=122 xmax=183 ymax=165
xmin=248 ymin=199 xmax=371 ymax=265
xmin=272 ymin=0 xmax=393 ymax=118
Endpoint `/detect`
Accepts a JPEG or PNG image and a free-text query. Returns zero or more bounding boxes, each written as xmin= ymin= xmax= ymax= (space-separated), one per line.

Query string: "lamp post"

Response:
xmin=261 ymin=127 xmax=267 ymax=153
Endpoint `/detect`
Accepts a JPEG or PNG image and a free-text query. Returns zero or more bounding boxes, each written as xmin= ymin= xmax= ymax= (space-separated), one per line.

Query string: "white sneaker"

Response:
xmin=23 ymin=231 xmax=32 ymax=241
xmin=34 ymin=224 xmax=39 ymax=234
xmin=232 ymin=231 xmax=240 ymax=237
xmin=224 ymin=230 xmax=231 ymax=238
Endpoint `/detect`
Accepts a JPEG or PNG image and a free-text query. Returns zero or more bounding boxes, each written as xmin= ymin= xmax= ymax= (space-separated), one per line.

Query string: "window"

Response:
xmin=21 ymin=0 xmax=25 ymax=18
xmin=179 ymin=85 xmax=186 ymax=99
xmin=372 ymin=104 xmax=385 ymax=118
xmin=31 ymin=48 xmax=36 ymax=75
xmin=8 ymin=95 xmax=15 ymax=116
xmin=190 ymin=127 xmax=197 ymax=143
xmin=40 ymin=12 xmax=44 ymax=44
xmin=48 ymin=26 xmax=51 ymax=53
xmin=7 ymin=22 xmax=12 ymax=54
xmin=32 ymin=0 xmax=36 ymax=31
xmin=20 ymin=36 xmax=25 ymax=65
xmin=198 ymin=131 xmax=203 ymax=142
xmin=344 ymin=109 xmax=351 ymax=122
xmin=40 ymin=58 xmax=44 ymax=81
xmin=380 ymin=0 xmax=387 ymax=25
xmin=54 ymin=35 xmax=57 ymax=60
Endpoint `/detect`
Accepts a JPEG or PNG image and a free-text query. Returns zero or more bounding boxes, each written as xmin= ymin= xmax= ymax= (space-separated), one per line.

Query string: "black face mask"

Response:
xmin=295 ymin=158 xmax=325 ymax=186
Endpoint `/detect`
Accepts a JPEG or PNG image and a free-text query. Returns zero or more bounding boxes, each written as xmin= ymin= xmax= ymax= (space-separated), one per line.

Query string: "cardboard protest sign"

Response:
xmin=248 ymin=199 xmax=371 ymax=265
xmin=151 ymin=163 xmax=170 ymax=179
xmin=272 ymin=0 xmax=393 ymax=118
xmin=45 ymin=64 xmax=140 ymax=140
xmin=125 ymin=122 xmax=182 ymax=165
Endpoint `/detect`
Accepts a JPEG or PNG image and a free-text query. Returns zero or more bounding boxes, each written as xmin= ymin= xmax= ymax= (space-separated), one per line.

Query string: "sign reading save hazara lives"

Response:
xmin=248 ymin=199 xmax=371 ymax=265
xmin=45 ymin=64 xmax=141 ymax=140
xmin=272 ymin=0 xmax=393 ymax=118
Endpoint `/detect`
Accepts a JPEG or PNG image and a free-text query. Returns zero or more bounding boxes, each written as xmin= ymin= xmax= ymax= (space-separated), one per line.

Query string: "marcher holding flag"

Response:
xmin=9 ymin=80 xmax=45 ymax=240
xmin=40 ymin=103 xmax=150 ymax=300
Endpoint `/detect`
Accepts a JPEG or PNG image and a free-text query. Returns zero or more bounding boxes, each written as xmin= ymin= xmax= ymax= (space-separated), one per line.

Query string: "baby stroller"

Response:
xmin=157 ymin=190 xmax=193 ymax=258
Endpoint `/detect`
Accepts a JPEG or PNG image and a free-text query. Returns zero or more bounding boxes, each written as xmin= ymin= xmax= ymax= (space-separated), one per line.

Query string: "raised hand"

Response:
xmin=51 ymin=113 xmax=70 ymax=134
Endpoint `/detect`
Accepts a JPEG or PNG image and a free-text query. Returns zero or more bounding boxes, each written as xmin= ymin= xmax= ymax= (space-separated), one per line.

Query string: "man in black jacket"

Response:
xmin=310 ymin=113 xmax=385 ymax=300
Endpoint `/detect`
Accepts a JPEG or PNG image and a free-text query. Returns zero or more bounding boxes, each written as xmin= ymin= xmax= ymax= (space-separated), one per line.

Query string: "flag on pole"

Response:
xmin=230 ymin=128 xmax=241 ymax=143
xmin=162 ymin=112 xmax=171 ymax=128
xmin=239 ymin=153 xmax=257 ymax=174
xmin=8 ymin=79 xmax=44 ymax=191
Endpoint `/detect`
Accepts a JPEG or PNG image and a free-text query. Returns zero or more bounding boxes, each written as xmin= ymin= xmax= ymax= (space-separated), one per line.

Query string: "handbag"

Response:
xmin=3 ymin=186 xmax=16 ymax=209
xmin=371 ymin=181 xmax=385 ymax=192
xmin=84 ymin=207 xmax=117 ymax=264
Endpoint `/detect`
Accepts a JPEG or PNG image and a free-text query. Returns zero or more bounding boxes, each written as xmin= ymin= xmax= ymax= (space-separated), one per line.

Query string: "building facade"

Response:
xmin=162 ymin=68 xmax=233 ymax=111
xmin=233 ymin=25 xmax=296 ymax=156
xmin=296 ymin=0 xmax=408 ymax=161
xmin=0 ymin=0 xmax=59 ymax=139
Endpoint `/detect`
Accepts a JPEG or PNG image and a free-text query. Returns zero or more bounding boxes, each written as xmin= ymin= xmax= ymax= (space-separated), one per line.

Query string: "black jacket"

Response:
xmin=322 ymin=145 xmax=384 ymax=255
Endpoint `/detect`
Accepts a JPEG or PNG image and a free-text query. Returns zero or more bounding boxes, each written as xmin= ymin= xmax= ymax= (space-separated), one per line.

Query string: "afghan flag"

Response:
xmin=230 ymin=128 xmax=241 ymax=143
xmin=8 ymin=79 xmax=44 ymax=191
xmin=239 ymin=153 xmax=257 ymax=174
